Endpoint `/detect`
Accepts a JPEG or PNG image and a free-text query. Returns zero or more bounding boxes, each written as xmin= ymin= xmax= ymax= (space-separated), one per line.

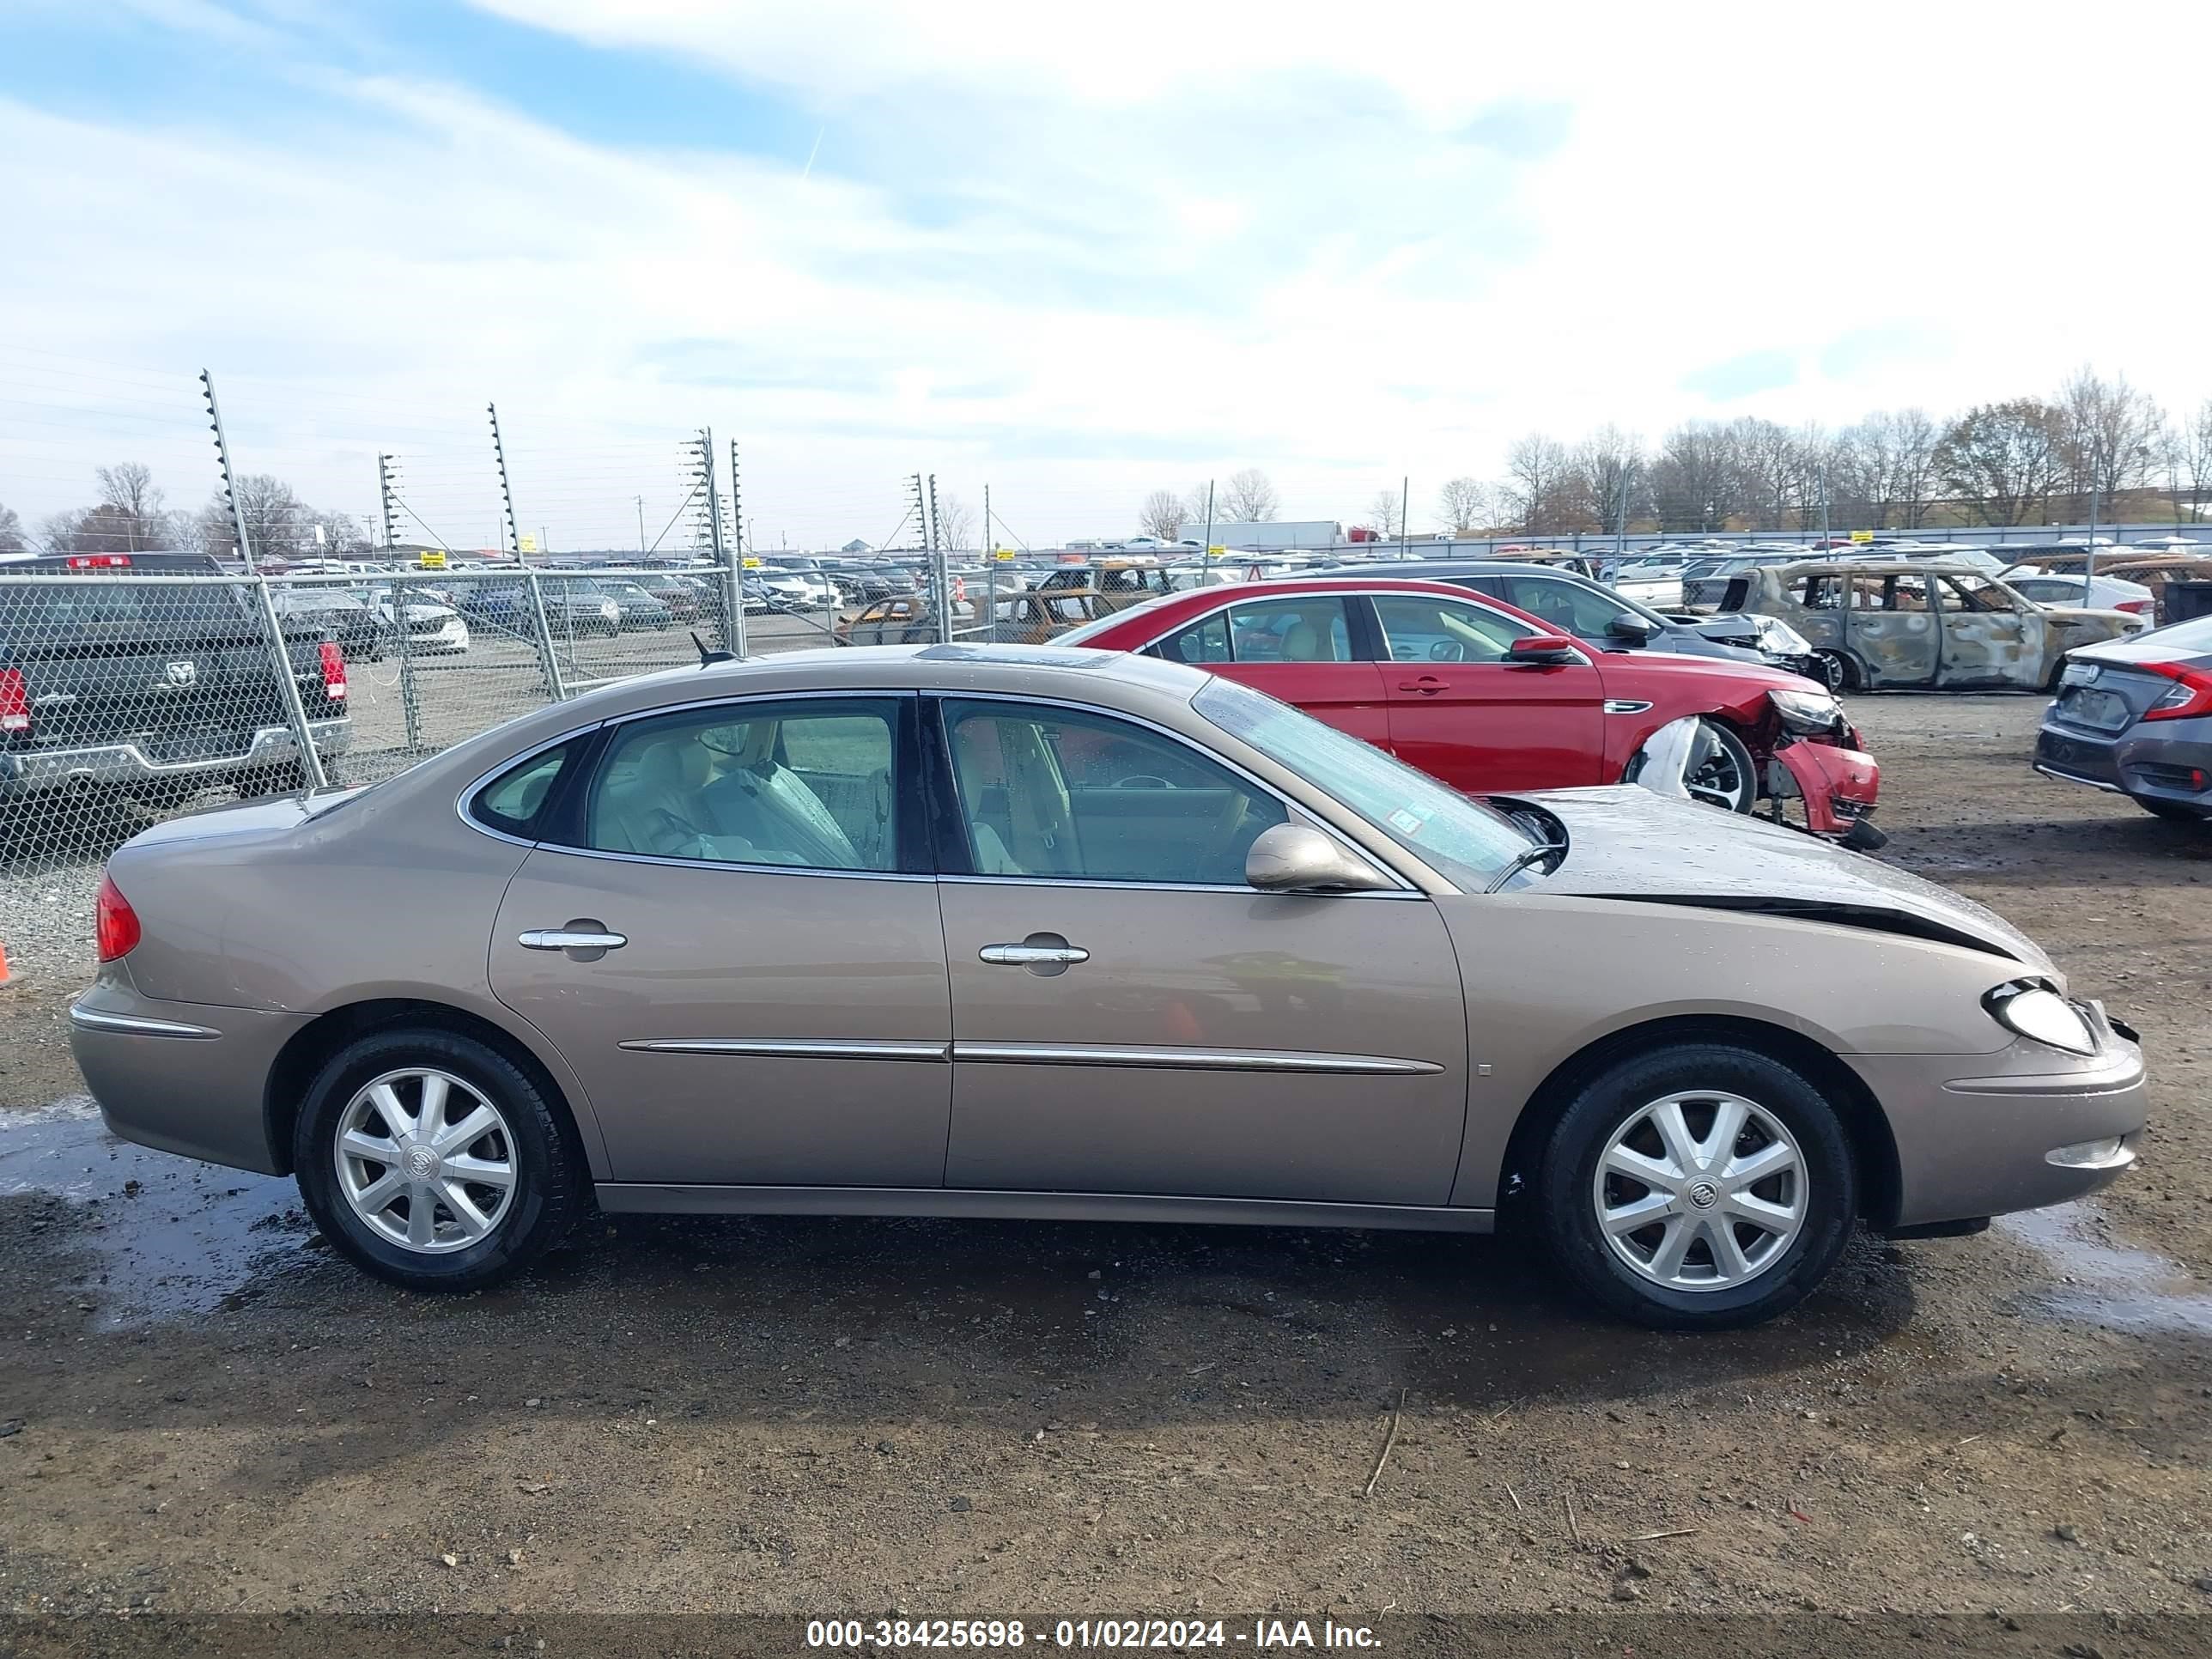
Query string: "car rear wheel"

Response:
xmin=1814 ymin=649 xmax=1856 ymax=693
xmin=1534 ymin=1042 xmax=1856 ymax=1329
xmin=293 ymin=1028 xmax=585 ymax=1292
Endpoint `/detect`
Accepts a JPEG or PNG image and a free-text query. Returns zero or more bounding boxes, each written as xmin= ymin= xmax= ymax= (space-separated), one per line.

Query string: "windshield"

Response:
xmin=1191 ymin=677 xmax=1542 ymax=891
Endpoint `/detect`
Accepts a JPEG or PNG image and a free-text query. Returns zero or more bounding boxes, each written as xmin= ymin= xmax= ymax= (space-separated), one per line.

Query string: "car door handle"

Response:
xmin=519 ymin=927 xmax=628 ymax=951
xmin=1397 ymin=676 xmax=1445 ymax=693
xmin=980 ymin=943 xmax=1089 ymax=966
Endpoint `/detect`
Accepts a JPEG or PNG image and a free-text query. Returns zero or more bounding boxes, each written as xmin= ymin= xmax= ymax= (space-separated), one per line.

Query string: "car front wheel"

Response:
xmin=1534 ymin=1042 xmax=1856 ymax=1329
xmin=293 ymin=1028 xmax=585 ymax=1291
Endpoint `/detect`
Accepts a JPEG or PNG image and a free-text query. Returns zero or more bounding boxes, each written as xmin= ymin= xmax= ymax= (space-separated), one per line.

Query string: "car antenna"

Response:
xmin=690 ymin=629 xmax=735 ymax=667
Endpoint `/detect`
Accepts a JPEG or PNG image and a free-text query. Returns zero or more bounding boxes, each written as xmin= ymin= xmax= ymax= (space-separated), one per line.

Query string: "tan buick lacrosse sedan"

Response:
xmin=70 ymin=646 xmax=2146 ymax=1328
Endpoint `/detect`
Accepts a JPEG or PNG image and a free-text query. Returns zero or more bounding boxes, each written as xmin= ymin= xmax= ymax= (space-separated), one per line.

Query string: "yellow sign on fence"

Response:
xmin=417 ymin=550 xmax=447 ymax=570
xmin=517 ymin=533 xmax=538 ymax=554
xmin=1850 ymin=530 xmax=1874 ymax=544
xmin=1206 ymin=544 xmax=1229 ymax=558
xmin=741 ymin=556 xmax=763 ymax=569
xmin=993 ymin=548 xmax=1017 ymax=562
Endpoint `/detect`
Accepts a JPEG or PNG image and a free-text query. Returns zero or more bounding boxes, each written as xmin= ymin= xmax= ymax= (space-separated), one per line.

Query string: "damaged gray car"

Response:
xmin=1717 ymin=561 xmax=2146 ymax=694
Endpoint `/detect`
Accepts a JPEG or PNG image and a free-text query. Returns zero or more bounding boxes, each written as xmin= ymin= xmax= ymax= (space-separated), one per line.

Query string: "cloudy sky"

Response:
xmin=4 ymin=0 xmax=2209 ymax=549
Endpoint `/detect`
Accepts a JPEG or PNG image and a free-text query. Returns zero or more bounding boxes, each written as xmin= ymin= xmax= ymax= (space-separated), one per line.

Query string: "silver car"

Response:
xmin=70 ymin=646 xmax=2148 ymax=1328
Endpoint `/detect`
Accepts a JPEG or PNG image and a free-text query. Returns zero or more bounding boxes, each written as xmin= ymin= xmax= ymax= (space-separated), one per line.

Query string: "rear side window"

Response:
xmin=469 ymin=741 xmax=580 ymax=839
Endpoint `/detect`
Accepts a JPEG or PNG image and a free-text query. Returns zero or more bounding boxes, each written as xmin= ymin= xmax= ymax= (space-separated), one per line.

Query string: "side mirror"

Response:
xmin=1245 ymin=823 xmax=1395 ymax=894
xmin=1507 ymin=635 xmax=1584 ymax=665
xmin=1606 ymin=614 xmax=1656 ymax=643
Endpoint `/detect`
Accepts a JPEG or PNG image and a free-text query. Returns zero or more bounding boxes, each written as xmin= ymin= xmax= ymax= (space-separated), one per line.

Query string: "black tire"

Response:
xmin=2135 ymin=796 xmax=2205 ymax=823
xmin=1814 ymin=649 xmax=1856 ymax=694
xmin=1695 ymin=719 xmax=1758 ymax=813
xmin=1533 ymin=1042 xmax=1857 ymax=1330
xmin=292 ymin=1027 xmax=585 ymax=1292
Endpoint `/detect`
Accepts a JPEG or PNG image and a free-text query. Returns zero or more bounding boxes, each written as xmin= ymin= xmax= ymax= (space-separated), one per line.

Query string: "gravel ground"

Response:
xmin=1 ymin=690 xmax=2209 ymax=1638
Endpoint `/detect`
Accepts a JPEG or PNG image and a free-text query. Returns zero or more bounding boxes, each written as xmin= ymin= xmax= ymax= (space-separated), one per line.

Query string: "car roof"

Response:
xmin=1304 ymin=560 xmax=1599 ymax=583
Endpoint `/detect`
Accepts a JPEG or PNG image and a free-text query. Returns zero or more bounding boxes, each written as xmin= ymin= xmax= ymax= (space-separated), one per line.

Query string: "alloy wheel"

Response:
xmin=333 ymin=1067 xmax=517 ymax=1254
xmin=1683 ymin=724 xmax=1753 ymax=811
xmin=1591 ymin=1090 xmax=1808 ymax=1291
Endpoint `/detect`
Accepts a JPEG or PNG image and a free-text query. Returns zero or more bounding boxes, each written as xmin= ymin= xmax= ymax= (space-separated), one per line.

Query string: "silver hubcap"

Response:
xmin=1683 ymin=724 xmax=1750 ymax=811
xmin=1593 ymin=1091 xmax=1808 ymax=1292
xmin=334 ymin=1068 xmax=517 ymax=1255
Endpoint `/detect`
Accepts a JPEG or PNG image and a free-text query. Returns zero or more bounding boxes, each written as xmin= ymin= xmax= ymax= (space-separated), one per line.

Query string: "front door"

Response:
xmin=1367 ymin=591 xmax=1606 ymax=793
xmin=1935 ymin=573 xmax=2045 ymax=689
xmin=931 ymin=696 xmax=1468 ymax=1205
xmin=488 ymin=694 xmax=953 ymax=1188
xmin=1148 ymin=592 xmax=1391 ymax=750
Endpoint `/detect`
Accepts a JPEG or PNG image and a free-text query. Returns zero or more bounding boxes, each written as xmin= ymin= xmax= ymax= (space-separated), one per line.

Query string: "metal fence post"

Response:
xmin=250 ymin=575 xmax=329 ymax=789
xmin=985 ymin=556 xmax=999 ymax=645
xmin=526 ymin=571 xmax=567 ymax=700
xmin=392 ymin=573 xmax=422 ymax=750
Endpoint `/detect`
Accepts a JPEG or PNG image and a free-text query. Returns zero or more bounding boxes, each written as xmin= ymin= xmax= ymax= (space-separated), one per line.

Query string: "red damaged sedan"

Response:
xmin=1059 ymin=578 xmax=1882 ymax=846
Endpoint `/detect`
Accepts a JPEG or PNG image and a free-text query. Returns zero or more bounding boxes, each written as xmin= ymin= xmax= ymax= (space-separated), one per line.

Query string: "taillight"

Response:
xmin=0 ymin=667 xmax=27 ymax=735
xmin=319 ymin=640 xmax=347 ymax=701
xmin=2142 ymin=661 xmax=2212 ymax=723
xmin=95 ymin=874 xmax=141 ymax=962
xmin=65 ymin=554 xmax=131 ymax=569
xmin=2118 ymin=599 xmax=2154 ymax=615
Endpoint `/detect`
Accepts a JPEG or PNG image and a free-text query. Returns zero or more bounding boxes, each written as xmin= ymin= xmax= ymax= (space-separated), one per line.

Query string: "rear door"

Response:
xmin=1934 ymin=574 xmax=2044 ymax=690
xmin=1367 ymin=591 xmax=1606 ymax=793
xmin=1844 ymin=572 xmax=1940 ymax=687
xmin=1146 ymin=593 xmax=1389 ymax=749
xmin=488 ymin=694 xmax=955 ymax=1188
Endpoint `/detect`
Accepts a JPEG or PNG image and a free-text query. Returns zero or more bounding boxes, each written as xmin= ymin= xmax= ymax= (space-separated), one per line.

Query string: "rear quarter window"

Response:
xmin=467 ymin=741 xmax=580 ymax=839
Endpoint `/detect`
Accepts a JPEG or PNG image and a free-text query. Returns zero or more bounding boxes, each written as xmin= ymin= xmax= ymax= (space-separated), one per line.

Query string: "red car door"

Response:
xmin=1148 ymin=592 xmax=1389 ymax=749
xmin=1365 ymin=591 xmax=1607 ymax=793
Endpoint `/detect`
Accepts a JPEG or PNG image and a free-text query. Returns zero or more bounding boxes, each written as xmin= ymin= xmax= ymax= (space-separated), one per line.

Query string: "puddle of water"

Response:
xmin=0 ymin=1096 xmax=316 ymax=1328
xmin=1997 ymin=1202 xmax=2212 ymax=1338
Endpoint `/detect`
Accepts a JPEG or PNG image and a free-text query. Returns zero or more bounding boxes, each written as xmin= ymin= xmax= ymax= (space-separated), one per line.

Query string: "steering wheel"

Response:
xmin=1109 ymin=775 xmax=1174 ymax=789
xmin=1428 ymin=640 xmax=1467 ymax=662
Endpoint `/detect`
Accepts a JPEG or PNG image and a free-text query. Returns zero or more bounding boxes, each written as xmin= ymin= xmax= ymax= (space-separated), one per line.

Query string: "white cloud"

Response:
xmin=3 ymin=0 xmax=2211 ymax=545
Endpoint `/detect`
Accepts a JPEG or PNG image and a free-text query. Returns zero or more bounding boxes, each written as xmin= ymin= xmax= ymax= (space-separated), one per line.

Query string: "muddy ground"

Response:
xmin=2 ymin=692 xmax=2209 ymax=1638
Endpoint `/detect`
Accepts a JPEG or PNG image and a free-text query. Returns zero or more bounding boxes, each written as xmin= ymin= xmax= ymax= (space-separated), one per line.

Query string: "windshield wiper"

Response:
xmin=1484 ymin=841 xmax=1566 ymax=894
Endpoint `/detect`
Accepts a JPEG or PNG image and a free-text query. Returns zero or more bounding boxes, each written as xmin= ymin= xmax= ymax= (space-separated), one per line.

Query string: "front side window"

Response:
xmin=580 ymin=699 xmax=898 ymax=871
xmin=940 ymin=699 xmax=1287 ymax=884
xmin=1938 ymin=574 xmax=2022 ymax=614
xmin=1372 ymin=594 xmax=1529 ymax=662
xmin=1497 ymin=577 xmax=1624 ymax=639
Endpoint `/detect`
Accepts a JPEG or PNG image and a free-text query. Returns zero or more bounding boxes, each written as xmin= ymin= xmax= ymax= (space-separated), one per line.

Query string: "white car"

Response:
xmin=367 ymin=590 xmax=471 ymax=655
xmin=2000 ymin=568 xmax=2156 ymax=617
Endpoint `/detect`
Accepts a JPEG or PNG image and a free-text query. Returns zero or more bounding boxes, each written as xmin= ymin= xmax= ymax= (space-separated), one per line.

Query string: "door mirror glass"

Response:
xmin=1244 ymin=823 xmax=1396 ymax=894
xmin=1605 ymin=613 xmax=1656 ymax=642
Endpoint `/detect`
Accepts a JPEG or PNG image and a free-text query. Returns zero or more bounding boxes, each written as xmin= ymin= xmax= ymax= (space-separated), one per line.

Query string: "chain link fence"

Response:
xmin=0 ymin=562 xmax=865 ymax=872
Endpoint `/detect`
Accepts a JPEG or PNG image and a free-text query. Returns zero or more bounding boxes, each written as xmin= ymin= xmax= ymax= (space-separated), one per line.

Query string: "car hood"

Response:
xmin=1510 ymin=786 xmax=2051 ymax=972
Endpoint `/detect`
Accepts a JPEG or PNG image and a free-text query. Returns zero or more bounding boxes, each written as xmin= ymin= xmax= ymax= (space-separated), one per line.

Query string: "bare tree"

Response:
xmin=1936 ymin=400 xmax=2066 ymax=526
xmin=2183 ymin=398 xmax=2212 ymax=523
xmin=1182 ymin=483 xmax=1216 ymax=535
xmin=1436 ymin=477 xmax=1492 ymax=534
xmin=94 ymin=462 xmax=167 ymax=550
xmin=198 ymin=473 xmax=311 ymax=563
xmin=1221 ymin=468 xmax=1279 ymax=522
xmin=2057 ymin=368 xmax=2165 ymax=510
xmin=1887 ymin=408 xmax=1941 ymax=529
xmin=39 ymin=509 xmax=87 ymax=553
xmin=1503 ymin=434 xmax=1576 ymax=534
xmin=935 ymin=493 xmax=977 ymax=552
xmin=1574 ymin=427 xmax=1644 ymax=534
xmin=1364 ymin=489 xmax=1405 ymax=538
xmin=1138 ymin=489 xmax=1186 ymax=541
xmin=0 ymin=502 xmax=23 ymax=554
xmin=1650 ymin=423 xmax=1744 ymax=532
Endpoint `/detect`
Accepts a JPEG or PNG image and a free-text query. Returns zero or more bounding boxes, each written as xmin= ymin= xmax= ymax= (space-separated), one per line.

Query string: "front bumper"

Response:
xmin=0 ymin=718 xmax=352 ymax=800
xmin=68 ymin=975 xmax=311 ymax=1175
xmin=1850 ymin=1011 xmax=2148 ymax=1228
xmin=1768 ymin=738 xmax=1881 ymax=840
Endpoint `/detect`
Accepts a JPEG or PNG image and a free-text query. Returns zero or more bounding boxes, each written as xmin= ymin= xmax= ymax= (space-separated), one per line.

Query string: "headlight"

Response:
xmin=1753 ymin=616 xmax=1814 ymax=655
xmin=1768 ymin=687 xmax=1844 ymax=735
xmin=1984 ymin=981 xmax=2097 ymax=1056
xmin=601 ymin=601 xmax=619 ymax=619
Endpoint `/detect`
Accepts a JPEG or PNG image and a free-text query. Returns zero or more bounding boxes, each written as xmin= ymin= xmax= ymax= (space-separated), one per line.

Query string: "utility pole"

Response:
xmin=487 ymin=403 xmax=522 ymax=560
xmin=635 ymin=495 xmax=647 ymax=556
xmin=377 ymin=453 xmax=403 ymax=554
xmin=1399 ymin=474 xmax=1410 ymax=558
xmin=2086 ymin=439 xmax=2103 ymax=588
xmin=1614 ymin=463 xmax=1631 ymax=561
xmin=1203 ymin=479 xmax=1215 ymax=559
xmin=202 ymin=369 xmax=326 ymax=788
xmin=694 ymin=428 xmax=745 ymax=656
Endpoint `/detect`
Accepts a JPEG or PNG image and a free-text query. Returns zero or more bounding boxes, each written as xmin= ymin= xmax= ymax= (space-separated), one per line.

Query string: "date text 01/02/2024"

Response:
xmin=804 ymin=1618 xmax=1382 ymax=1649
